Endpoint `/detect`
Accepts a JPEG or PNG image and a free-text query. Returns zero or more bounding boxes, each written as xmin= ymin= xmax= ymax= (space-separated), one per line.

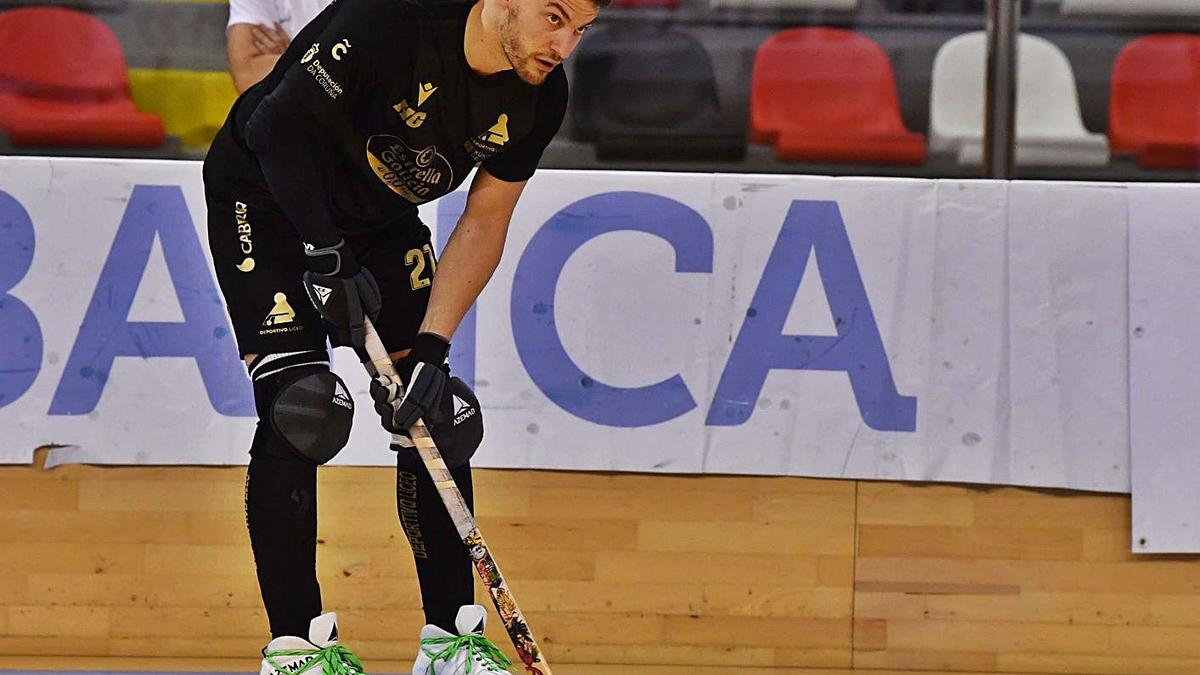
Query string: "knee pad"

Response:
xmin=391 ymin=376 xmax=483 ymax=469
xmin=250 ymin=351 xmax=354 ymax=464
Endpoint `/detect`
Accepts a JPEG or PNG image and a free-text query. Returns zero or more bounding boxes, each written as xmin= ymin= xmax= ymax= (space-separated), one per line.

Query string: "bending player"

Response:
xmin=201 ymin=0 xmax=604 ymax=671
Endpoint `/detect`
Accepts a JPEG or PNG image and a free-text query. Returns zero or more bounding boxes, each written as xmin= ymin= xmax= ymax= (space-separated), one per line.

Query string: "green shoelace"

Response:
xmin=420 ymin=634 xmax=513 ymax=674
xmin=264 ymin=645 xmax=366 ymax=675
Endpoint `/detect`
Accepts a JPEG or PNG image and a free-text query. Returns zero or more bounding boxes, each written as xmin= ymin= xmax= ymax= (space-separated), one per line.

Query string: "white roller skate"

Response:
xmin=259 ymin=612 xmax=365 ymax=675
xmin=411 ymin=605 xmax=512 ymax=674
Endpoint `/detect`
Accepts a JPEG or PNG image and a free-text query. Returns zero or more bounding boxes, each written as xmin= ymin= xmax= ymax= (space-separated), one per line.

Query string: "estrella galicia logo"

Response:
xmin=365 ymin=134 xmax=454 ymax=204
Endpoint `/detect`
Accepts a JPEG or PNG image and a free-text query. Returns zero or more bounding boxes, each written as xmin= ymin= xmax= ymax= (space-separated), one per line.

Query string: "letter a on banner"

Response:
xmin=707 ymin=200 xmax=916 ymax=431
xmin=50 ymin=186 xmax=252 ymax=416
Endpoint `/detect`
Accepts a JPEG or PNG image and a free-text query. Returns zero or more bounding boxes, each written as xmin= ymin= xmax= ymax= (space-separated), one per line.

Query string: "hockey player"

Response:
xmin=202 ymin=0 xmax=604 ymax=670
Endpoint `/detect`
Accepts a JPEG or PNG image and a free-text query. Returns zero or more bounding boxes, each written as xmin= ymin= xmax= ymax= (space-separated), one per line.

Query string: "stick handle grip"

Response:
xmin=361 ymin=319 xmax=474 ymax=537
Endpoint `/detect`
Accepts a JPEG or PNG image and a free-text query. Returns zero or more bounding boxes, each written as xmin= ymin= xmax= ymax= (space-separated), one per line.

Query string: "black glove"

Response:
xmin=301 ymin=239 xmax=382 ymax=349
xmin=370 ymin=332 xmax=450 ymax=433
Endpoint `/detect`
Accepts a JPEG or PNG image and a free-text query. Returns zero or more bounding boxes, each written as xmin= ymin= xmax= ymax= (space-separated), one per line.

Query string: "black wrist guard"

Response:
xmin=397 ymin=332 xmax=451 ymax=383
xmin=303 ymin=239 xmax=359 ymax=277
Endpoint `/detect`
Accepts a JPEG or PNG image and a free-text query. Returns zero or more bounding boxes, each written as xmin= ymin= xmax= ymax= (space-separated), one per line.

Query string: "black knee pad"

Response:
xmin=249 ymin=351 xmax=354 ymax=464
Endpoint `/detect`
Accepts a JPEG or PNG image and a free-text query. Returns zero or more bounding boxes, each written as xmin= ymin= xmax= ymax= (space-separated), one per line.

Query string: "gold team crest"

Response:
xmin=486 ymin=114 xmax=509 ymax=145
xmin=464 ymin=113 xmax=511 ymax=161
xmin=263 ymin=292 xmax=296 ymax=326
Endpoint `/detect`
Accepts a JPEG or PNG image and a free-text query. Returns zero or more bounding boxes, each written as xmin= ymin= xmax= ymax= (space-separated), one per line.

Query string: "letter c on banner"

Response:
xmin=0 ymin=190 xmax=43 ymax=408
xmin=512 ymin=191 xmax=712 ymax=427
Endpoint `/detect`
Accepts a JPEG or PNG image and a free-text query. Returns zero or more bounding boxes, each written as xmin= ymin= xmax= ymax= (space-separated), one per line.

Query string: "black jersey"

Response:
xmin=218 ymin=0 xmax=566 ymax=239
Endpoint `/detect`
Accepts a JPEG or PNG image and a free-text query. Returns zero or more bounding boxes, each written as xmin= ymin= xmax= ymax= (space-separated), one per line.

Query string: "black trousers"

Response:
xmin=205 ymin=125 xmax=473 ymax=639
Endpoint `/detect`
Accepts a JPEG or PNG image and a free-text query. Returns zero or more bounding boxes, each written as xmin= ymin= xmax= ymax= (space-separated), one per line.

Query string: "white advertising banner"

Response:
xmin=1129 ymin=185 xmax=1200 ymax=554
xmin=0 ymin=157 xmax=1136 ymax=496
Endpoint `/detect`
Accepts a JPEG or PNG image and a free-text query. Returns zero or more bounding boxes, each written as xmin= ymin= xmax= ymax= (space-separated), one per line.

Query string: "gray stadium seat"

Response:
xmin=570 ymin=25 xmax=746 ymax=161
xmin=1061 ymin=0 xmax=1199 ymax=16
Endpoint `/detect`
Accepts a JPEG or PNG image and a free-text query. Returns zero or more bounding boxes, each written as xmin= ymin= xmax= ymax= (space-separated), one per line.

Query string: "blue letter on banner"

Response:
xmin=0 ymin=191 xmax=43 ymax=408
xmin=512 ymin=191 xmax=712 ymax=427
xmin=50 ymin=186 xmax=253 ymax=416
xmin=707 ymin=200 xmax=916 ymax=431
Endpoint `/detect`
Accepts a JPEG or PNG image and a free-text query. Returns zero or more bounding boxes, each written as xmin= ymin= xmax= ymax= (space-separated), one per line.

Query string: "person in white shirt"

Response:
xmin=226 ymin=0 xmax=332 ymax=92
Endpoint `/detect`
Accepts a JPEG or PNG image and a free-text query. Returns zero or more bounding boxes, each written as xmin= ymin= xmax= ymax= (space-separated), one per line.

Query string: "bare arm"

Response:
xmin=227 ymin=23 xmax=289 ymax=93
xmin=419 ymin=169 xmax=527 ymax=340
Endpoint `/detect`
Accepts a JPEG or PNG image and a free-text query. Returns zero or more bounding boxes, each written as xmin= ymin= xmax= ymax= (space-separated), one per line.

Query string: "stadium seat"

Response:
xmin=1110 ymin=34 xmax=1200 ymax=170
xmin=929 ymin=31 xmax=1109 ymax=167
xmin=712 ymin=0 xmax=858 ymax=9
xmin=1061 ymin=0 xmax=1198 ymax=16
xmin=129 ymin=69 xmax=238 ymax=150
xmin=0 ymin=7 xmax=165 ymax=148
xmin=885 ymin=0 xmax=1030 ymax=12
xmin=570 ymin=25 xmax=745 ymax=161
xmin=749 ymin=27 xmax=925 ymax=165
xmin=611 ymin=0 xmax=680 ymax=7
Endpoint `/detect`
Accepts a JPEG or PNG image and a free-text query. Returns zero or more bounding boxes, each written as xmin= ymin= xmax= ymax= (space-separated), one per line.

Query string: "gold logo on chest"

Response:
xmin=418 ymin=82 xmax=438 ymax=106
xmin=486 ymin=114 xmax=509 ymax=145
xmin=366 ymin=134 xmax=454 ymax=204
xmin=393 ymin=100 xmax=425 ymax=129
xmin=463 ymin=113 xmax=512 ymax=162
xmin=392 ymin=81 xmax=439 ymax=129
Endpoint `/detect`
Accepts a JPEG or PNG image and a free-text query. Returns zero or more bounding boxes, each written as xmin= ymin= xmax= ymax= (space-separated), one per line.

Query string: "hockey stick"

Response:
xmin=361 ymin=316 xmax=554 ymax=675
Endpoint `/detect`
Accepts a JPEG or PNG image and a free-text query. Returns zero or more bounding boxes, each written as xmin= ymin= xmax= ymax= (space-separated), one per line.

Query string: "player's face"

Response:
xmin=499 ymin=0 xmax=597 ymax=85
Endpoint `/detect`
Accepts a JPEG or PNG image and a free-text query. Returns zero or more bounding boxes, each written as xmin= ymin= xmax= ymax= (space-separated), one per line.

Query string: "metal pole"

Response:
xmin=983 ymin=0 xmax=1020 ymax=178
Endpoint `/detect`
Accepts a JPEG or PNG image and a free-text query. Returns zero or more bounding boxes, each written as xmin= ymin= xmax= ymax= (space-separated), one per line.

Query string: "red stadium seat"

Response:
xmin=750 ymin=28 xmax=925 ymax=165
xmin=0 ymin=7 xmax=164 ymax=148
xmin=1110 ymin=34 xmax=1200 ymax=169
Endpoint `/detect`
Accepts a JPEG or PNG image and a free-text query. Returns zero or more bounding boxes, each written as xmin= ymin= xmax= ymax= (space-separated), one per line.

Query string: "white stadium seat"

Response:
xmin=1061 ymin=0 xmax=1199 ymax=16
xmin=929 ymin=31 xmax=1109 ymax=167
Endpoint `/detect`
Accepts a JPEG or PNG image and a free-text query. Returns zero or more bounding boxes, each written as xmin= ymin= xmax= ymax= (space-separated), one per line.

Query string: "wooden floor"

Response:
xmin=4 ymin=447 xmax=1200 ymax=674
xmin=0 ymin=663 xmax=1076 ymax=675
